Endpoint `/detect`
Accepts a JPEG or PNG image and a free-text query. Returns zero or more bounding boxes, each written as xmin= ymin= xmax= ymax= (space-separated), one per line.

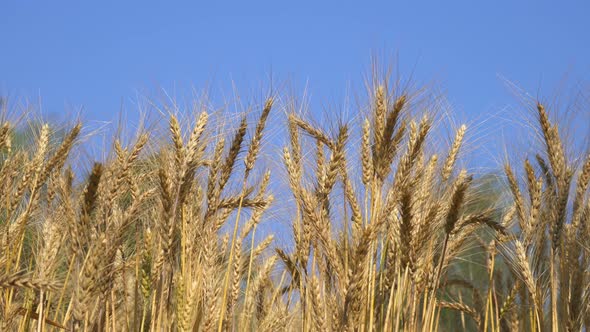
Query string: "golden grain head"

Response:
xmin=1 ymin=78 xmax=588 ymax=332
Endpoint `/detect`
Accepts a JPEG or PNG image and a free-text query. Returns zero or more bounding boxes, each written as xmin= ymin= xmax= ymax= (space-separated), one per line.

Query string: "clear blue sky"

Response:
xmin=2 ymin=2 xmax=589 ymax=130
xmin=2 ymin=2 xmax=589 ymax=242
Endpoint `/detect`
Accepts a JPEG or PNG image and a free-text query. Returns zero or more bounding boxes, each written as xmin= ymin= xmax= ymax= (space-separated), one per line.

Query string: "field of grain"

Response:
xmin=0 ymin=77 xmax=589 ymax=331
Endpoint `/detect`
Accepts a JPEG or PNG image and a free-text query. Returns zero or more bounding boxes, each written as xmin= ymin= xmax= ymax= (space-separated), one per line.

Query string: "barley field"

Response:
xmin=0 ymin=75 xmax=589 ymax=332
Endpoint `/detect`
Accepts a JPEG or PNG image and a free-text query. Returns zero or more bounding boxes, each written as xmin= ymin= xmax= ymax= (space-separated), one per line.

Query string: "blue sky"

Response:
xmin=2 ymin=2 xmax=589 ymax=242
xmin=1 ymin=2 xmax=589 ymax=144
